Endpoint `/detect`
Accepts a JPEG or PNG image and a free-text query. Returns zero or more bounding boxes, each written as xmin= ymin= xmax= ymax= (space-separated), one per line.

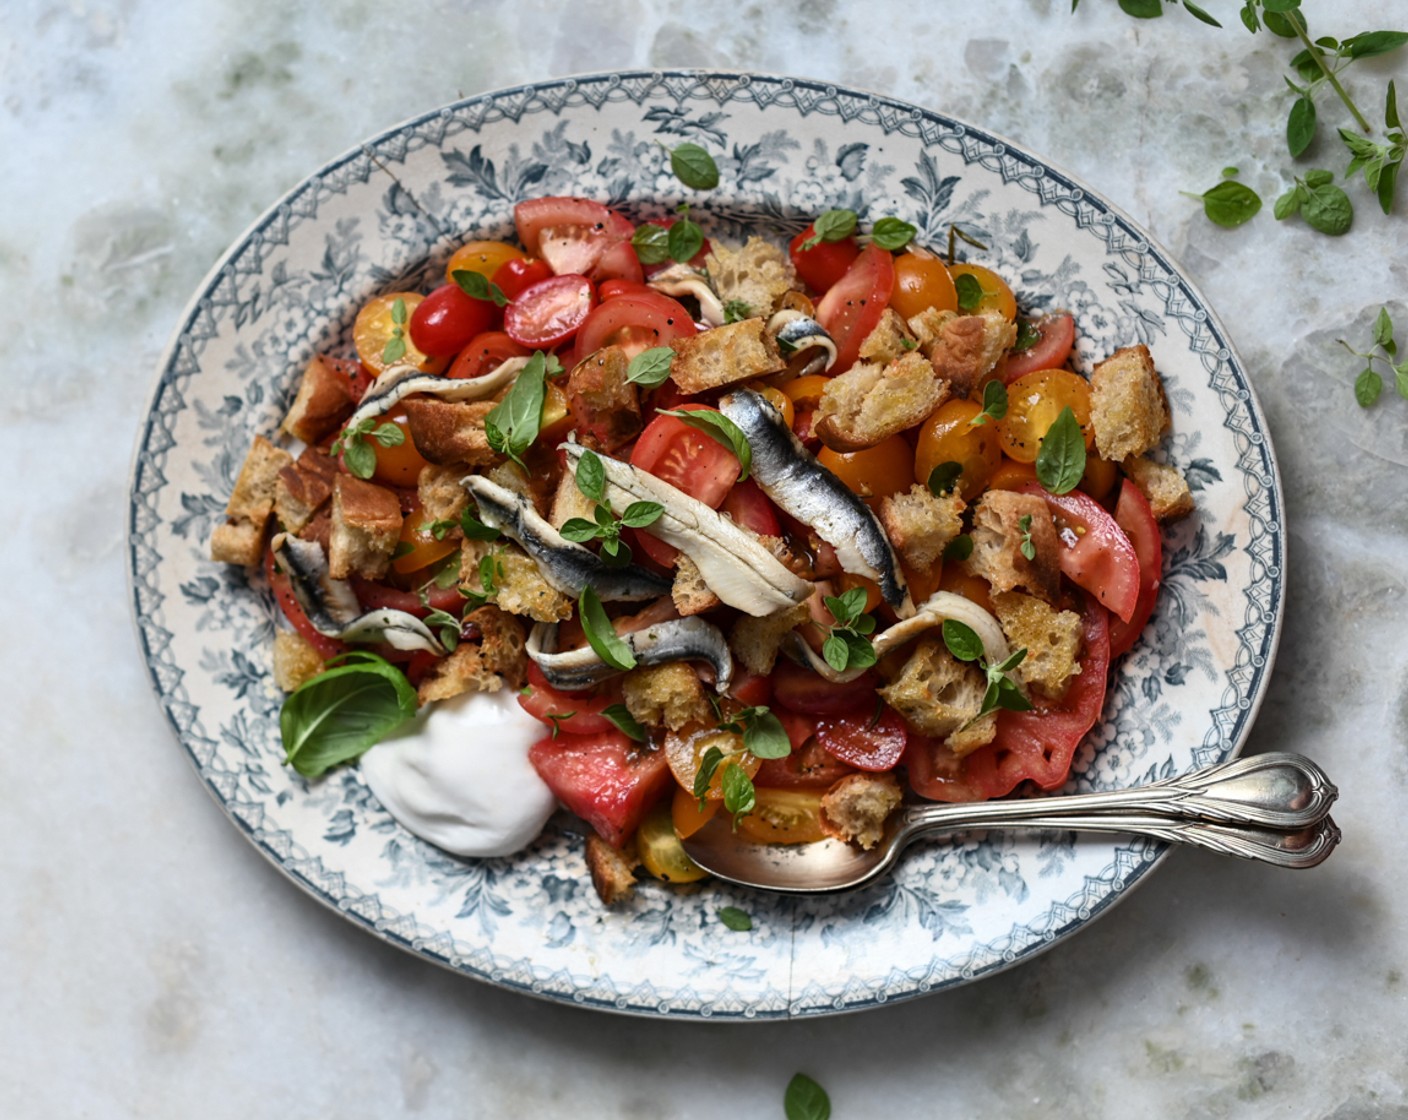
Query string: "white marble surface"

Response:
xmin=4 ymin=2 xmax=1407 ymax=1116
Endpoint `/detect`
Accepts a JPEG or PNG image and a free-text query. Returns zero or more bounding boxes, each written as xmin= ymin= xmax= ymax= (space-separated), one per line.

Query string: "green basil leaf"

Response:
xmin=371 ymin=422 xmax=405 ymax=448
xmin=1376 ymin=157 xmax=1400 ymax=216
xmin=1118 ymin=0 xmax=1162 ymax=17
xmin=1035 ymin=406 xmax=1087 ymax=495
xmin=943 ymin=534 xmax=974 ymax=562
xmin=626 ymin=346 xmax=675 ymax=387
xmin=451 ymin=268 xmax=508 ymax=307
xmin=954 ymin=272 xmax=984 ymax=312
xmin=484 ymin=351 xmax=548 ymax=466
xmin=619 ymin=501 xmax=665 ymax=529
xmin=1388 ymin=79 xmax=1402 ymax=131
xmin=460 ymin=510 xmax=502 ymax=541
xmin=994 ymin=647 xmax=1028 ymax=674
xmin=631 ymin=223 xmax=670 ymax=266
xmin=827 ymin=587 xmax=868 ymax=626
xmin=1302 ymin=183 xmax=1354 ymax=235
xmin=280 ymin=653 xmax=418 ymax=778
xmin=1395 ymin=364 xmax=1408 ymax=400
xmin=1355 ymin=366 xmax=1383 ymax=407
xmin=870 ymin=216 xmax=916 ymax=251
xmin=1289 ymin=48 xmax=1321 ymax=83
xmin=1013 ymin=319 xmax=1042 ymax=352
xmin=1374 ymin=307 xmax=1395 ymax=350
xmin=575 ymin=448 xmax=606 ymax=503
xmin=841 ymin=631 xmax=877 ymax=670
xmin=742 ymin=708 xmax=792 ymax=760
xmin=1287 ymin=96 xmax=1317 ymax=157
xmin=694 ymin=744 xmax=725 ymax=802
xmin=784 ymin=1073 xmax=832 ymax=1120
xmin=718 ymin=906 xmax=753 ymax=931
xmin=390 ymin=297 xmax=408 ymax=325
xmin=669 ymin=142 xmax=720 ymax=190
xmin=941 ymin=619 xmax=985 ymax=663
xmin=927 ymin=461 xmax=963 ymax=496
xmin=1303 ymin=168 xmax=1334 ymax=188
xmin=1344 ymin=30 xmax=1408 ymax=59
xmin=723 ymin=299 xmax=753 ymax=324
xmin=658 ymin=408 xmax=752 ymax=480
xmin=721 ymin=761 xmax=756 ymax=820
xmin=971 ymin=378 xmax=1008 ymax=425
xmin=1273 ymin=187 xmax=1303 ymax=221
xmin=1198 ymin=180 xmax=1263 ymax=228
xmin=601 ymin=703 xmax=647 ymax=742
xmin=381 ymin=334 xmax=407 ymax=365
xmin=559 ymin=518 xmax=601 ymax=543
xmin=1262 ymin=11 xmax=1299 ymax=38
xmin=668 ymin=217 xmax=704 ymax=263
xmin=579 ymin=585 xmax=635 ymax=670
xmin=801 ymin=208 xmax=858 ymax=251
xmin=994 ymin=675 xmax=1035 ymax=712
xmin=1239 ymin=3 xmax=1259 ymax=34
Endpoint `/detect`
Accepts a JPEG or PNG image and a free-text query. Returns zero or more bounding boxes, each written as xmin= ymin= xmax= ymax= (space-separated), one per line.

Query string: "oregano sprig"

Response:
xmin=1338 ymin=306 xmax=1408 ymax=407
xmin=819 ymin=587 xmax=879 ymax=673
xmin=560 ymin=448 xmax=663 ymax=566
xmin=940 ymin=619 xmax=1033 ymax=724
xmin=330 ymin=417 xmax=406 ymax=480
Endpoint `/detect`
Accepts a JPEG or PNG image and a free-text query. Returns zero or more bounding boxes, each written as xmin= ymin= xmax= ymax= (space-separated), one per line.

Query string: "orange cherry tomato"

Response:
xmin=354 ymin=293 xmax=449 ymax=377
xmin=890 ymin=248 xmax=958 ymax=320
xmin=988 ymin=459 xmax=1040 ymax=491
xmin=745 ymin=382 xmax=795 ymax=431
xmin=902 ymin=559 xmax=942 ymax=605
xmin=367 ymin=408 xmax=430 ymax=488
xmin=818 ymin=435 xmax=914 ymax=505
xmin=1080 ymin=455 xmax=1119 ymax=502
xmin=997 ymin=369 xmax=1094 ymax=464
xmin=782 ymin=373 xmax=832 ymax=410
xmin=939 ymin=566 xmax=995 ymax=616
xmin=445 ymin=240 xmax=526 ymax=286
xmin=671 ymin=785 xmax=720 ymax=840
xmin=663 ymin=727 xmax=760 ymax=801
xmin=838 ymin=572 xmax=883 ymax=614
xmin=913 ymin=398 xmax=1002 ymax=500
xmin=736 ymin=787 xmax=828 ymax=845
xmin=392 ymin=497 xmax=459 ymax=576
xmin=948 ymin=262 xmax=1018 ymax=321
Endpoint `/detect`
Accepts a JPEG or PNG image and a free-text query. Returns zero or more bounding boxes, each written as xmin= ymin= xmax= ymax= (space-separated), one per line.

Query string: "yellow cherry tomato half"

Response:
xmin=636 ymin=801 xmax=709 ymax=883
xmin=745 ymin=382 xmax=795 ymax=431
xmin=445 ymin=239 xmax=526 ymax=286
xmin=890 ymin=248 xmax=958 ymax=321
xmin=392 ymin=496 xmax=459 ymax=576
xmin=663 ymin=727 xmax=760 ymax=801
xmin=539 ymin=380 xmax=574 ymax=445
xmin=354 ymin=292 xmax=449 ymax=377
xmin=736 ymin=788 xmax=828 ymax=846
xmin=1080 ymin=455 xmax=1119 ymax=501
xmin=948 ymin=262 xmax=1017 ymax=321
xmin=913 ymin=398 xmax=1002 ymax=500
xmin=671 ymin=784 xmax=720 ymax=840
xmin=996 ymin=368 xmax=1094 ymax=464
xmin=818 ymin=435 xmax=915 ymax=506
xmin=782 ymin=373 xmax=832 ymax=410
xmin=987 ymin=459 xmax=1040 ymax=491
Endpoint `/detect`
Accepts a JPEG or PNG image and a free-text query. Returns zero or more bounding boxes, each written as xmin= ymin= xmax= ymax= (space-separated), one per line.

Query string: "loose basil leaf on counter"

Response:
xmin=1187 ymin=179 xmax=1263 ymax=228
xmin=870 ymin=216 xmax=916 ymax=251
xmin=601 ymin=703 xmax=647 ymax=742
xmin=801 ymin=208 xmax=857 ymax=251
xmin=669 ymin=142 xmax=720 ymax=190
xmin=718 ymin=906 xmax=753 ymax=932
xmin=784 ymin=1073 xmax=832 ymax=1120
xmin=626 ymin=346 xmax=675 ymax=387
xmin=1034 ymin=405 xmax=1087 ymax=494
xmin=485 ymin=351 xmax=549 ymax=467
xmin=578 ymin=585 xmax=636 ymax=671
xmin=280 ymin=652 xmax=418 ymax=779
xmin=658 ymin=408 xmax=752 ymax=480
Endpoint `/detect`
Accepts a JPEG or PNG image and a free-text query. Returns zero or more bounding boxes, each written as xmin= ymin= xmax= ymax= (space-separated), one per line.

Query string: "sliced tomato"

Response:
xmin=905 ymin=595 xmax=1110 ymax=802
xmin=447 ymin=330 xmax=531 ymax=380
xmin=513 ymin=196 xmax=635 ymax=275
xmin=754 ymin=737 xmax=855 ymax=790
xmin=590 ymin=239 xmax=645 ymax=285
xmin=815 ymin=244 xmax=895 ymax=373
xmin=1108 ymin=480 xmax=1163 ymax=657
xmin=771 ymin=658 xmax=882 ymax=716
xmin=518 ymin=662 xmax=623 ymax=736
xmin=575 ymin=290 xmax=697 ymax=360
xmin=491 ymin=257 xmax=553 ymax=301
xmin=736 ymin=787 xmax=828 ymax=845
xmin=528 ymin=729 xmax=672 ymax=848
xmin=597 ymin=279 xmax=658 ymax=302
xmin=264 ymin=547 xmax=345 ymax=660
xmin=628 ymin=405 xmax=740 ymax=567
xmin=1004 ymin=313 xmax=1076 ymax=382
xmin=722 ymin=478 xmax=781 ymax=538
xmin=408 ymin=283 xmax=499 ymax=358
xmin=815 ymin=706 xmax=908 ymax=772
xmin=503 ymin=274 xmax=595 ymax=348
xmin=728 ymin=672 xmax=772 ymax=708
xmin=348 ymin=576 xmax=463 ymax=618
xmin=789 ymin=225 xmax=861 ymax=293
xmin=1019 ymin=481 xmax=1140 ymax=623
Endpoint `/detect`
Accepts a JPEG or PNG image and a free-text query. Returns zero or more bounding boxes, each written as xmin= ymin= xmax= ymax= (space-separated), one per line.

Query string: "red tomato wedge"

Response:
xmin=265 ymin=547 xmax=345 ymax=660
xmin=491 ymin=257 xmax=553 ymax=301
xmin=772 ymin=658 xmax=883 ymax=716
xmin=754 ymin=738 xmax=856 ymax=790
xmin=503 ymin=274 xmax=595 ymax=348
xmin=1003 ymin=313 xmax=1076 ymax=382
xmin=1020 ymin=481 xmax=1140 ymax=623
xmin=575 ymin=290 xmax=697 ymax=360
xmin=905 ymin=594 xmax=1111 ymax=801
xmin=528 ymin=729 xmax=672 ymax=848
xmin=513 ymin=196 xmax=635 ymax=275
xmin=1108 ymin=480 xmax=1163 ymax=657
xmin=722 ymin=478 xmax=782 ymax=538
xmin=589 ymin=239 xmax=645 ymax=285
xmin=789 ymin=225 xmax=860 ymax=293
xmin=815 ymin=706 xmax=908 ymax=772
xmin=348 ymin=576 xmax=464 ymax=618
xmin=815 ymin=244 xmax=895 ymax=373
xmin=446 ymin=330 xmax=530 ymax=379
xmin=408 ymin=283 xmax=499 ymax=358
xmin=518 ymin=662 xmax=622 ymax=736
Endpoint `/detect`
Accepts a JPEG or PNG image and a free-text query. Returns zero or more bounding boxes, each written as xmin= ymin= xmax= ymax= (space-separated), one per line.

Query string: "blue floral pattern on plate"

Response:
xmin=129 ymin=71 xmax=1284 ymax=1020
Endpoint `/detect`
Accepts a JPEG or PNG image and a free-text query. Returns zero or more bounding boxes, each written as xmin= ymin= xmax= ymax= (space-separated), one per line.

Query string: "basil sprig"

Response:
xmin=280 ymin=652 xmax=418 ymax=778
xmin=561 ymin=448 xmax=663 ymax=565
xmin=693 ymin=704 xmax=792 ymax=826
xmin=940 ymin=620 xmax=1032 ymax=725
xmin=331 ymin=417 xmax=406 ymax=480
xmin=657 ymin=408 xmax=752 ymax=480
xmin=1034 ymin=406 xmax=1087 ymax=495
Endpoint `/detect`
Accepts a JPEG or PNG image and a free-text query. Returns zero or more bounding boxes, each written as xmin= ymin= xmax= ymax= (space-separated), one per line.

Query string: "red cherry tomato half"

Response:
xmin=722 ymin=478 xmax=782 ymax=538
xmin=771 ymin=658 xmax=883 ymax=716
xmin=815 ymin=244 xmax=895 ymax=374
xmin=518 ymin=662 xmax=623 ymax=736
xmin=597 ymin=279 xmax=659 ymax=302
xmin=815 ymin=706 xmax=908 ymax=772
xmin=754 ymin=737 xmax=856 ymax=790
xmin=1019 ymin=482 xmax=1140 ymax=623
xmin=590 ymin=239 xmax=644 ymax=285
xmin=575 ymin=290 xmax=698 ymax=360
xmin=528 ymin=728 xmax=673 ymax=848
xmin=492 ymin=257 xmax=553 ymax=301
xmin=629 ymin=405 xmax=741 ymax=567
xmin=407 ymin=283 xmax=499 ymax=359
xmin=789 ymin=225 xmax=861 ymax=293
xmin=728 ymin=672 xmax=773 ymax=708
xmin=1003 ymin=313 xmax=1077 ymax=383
xmin=503 ymin=274 xmax=596 ymax=348
xmin=513 ymin=196 xmax=635 ymax=276
xmin=446 ymin=330 xmax=531 ymax=380
xmin=1108 ymin=480 xmax=1163 ymax=657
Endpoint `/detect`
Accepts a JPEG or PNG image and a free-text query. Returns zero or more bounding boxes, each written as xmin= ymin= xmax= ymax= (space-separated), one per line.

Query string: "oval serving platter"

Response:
xmin=129 ymin=71 xmax=1284 ymax=1020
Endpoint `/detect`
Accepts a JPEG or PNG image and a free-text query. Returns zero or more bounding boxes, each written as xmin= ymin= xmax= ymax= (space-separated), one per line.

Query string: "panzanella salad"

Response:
xmin=210 ymin=184 xmax=1196 ymax=906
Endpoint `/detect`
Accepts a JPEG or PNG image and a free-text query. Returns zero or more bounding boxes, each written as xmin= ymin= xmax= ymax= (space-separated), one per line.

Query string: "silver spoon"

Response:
xmin=680 ymin=752 xmax=1341 ymax=894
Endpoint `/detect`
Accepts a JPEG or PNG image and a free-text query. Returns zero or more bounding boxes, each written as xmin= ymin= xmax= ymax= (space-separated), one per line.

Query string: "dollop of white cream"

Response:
xmin=360 ymin=689 xmax=555 ymax=858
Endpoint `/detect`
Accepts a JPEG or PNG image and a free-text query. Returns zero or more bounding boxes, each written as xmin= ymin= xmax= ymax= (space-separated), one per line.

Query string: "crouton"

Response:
xmin=621 ymin=663 xmax=713 ymax=732
xmin=858 ymin=308 xmax=917 ymax=366
xmin=1090 ymin=344 xmax=1169 ymax=462
xmin=460 ymin=538 xmax=574 ymax=623
xmin=672 ymin=553 xmax=723 ymax=616
xmin=1123 ymin=455 xmax=1195 ymax=521
xmin=274 ymin=447 xmax=340 ymax=534
xmin=548 ymin=467 xmax=596 ymax=531
xmin=992 ymin=591 xmax=1083 ymax=700
xmin=272 ymin=630 xmax=325 ymax=692
xmin=968 ymin=490 xmax=1061 ymax=604
xmin=417 ymin=463 xmax=470 ymax=526
xmin=211 ymin=435 xmax=294 ymax=565
xmin=566 ymin=346 xmax=642 ymax=453
xmin=281 ymin=353 xmax=358 ymax=444
xmin=879 ymin=484 xmax=965 ymax=571
xmin=820 ymin=772 xmax=903 ymax=850
xmin=328 ymin=474 xmax=402 ymax=580
xmin=703 ymin=236 xmax=798 ymax=318
xmin=815 ymin=351 xmax=948 ymax=452
xmin=401 ymin=398 xmax=500 ymax=467
xmin=416 ymin=605 xmax=528 ymax=702
xmin=668 ymin=318 xmax=785 ymax=395
xmin=877 ymin=637 xmax=998 ymax=755
xmin=729 ymin=602 xmax=809 ymax=676
xmin=586 ymin=834 xmax=640 ymax=905
xmin=909 ymin=309 xmax=1016 ymax=398
xmin=484 ymin=458 xmax=555 ymax=517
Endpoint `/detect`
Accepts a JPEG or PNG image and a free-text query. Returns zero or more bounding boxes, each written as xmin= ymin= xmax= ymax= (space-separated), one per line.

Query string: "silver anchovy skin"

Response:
xmin=343 ymin=358 xmax=527 ymax=431
xmin=464 ymin=476 xmax=672 ymax=602
xmin=718 ymin=389 xmax=912 ymax=615
xmin=526 ymin=617 xmax=734 ymax=692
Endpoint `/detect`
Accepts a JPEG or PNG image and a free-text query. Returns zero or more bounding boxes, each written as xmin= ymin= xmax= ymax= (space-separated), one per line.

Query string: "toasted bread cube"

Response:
xmin=548 ymin=467 xmax=596 ymax=531
xmin=729 ymin=602 xmax=809 ymax=676
xmin=1123 ymin=455 xmax=1195 ymax=521
xmin=328 ymin=474 xmax=402 ymax=580
xmin=909 ymin=309 xmax=1016 ymax=398
xmin=992 ymin=591 xmax=1083 ymax=700
xmin=460 ymin=539 xmax=574 ymax=624
xmin=877 ymin=637 xmax=998 ymax=754
xmin=416 ymin=605 xmax=528 ymax=703
xmin=968 ymin=490 xmax=1061 ymax=605
xmin=672 ymin=553 xmax=723 ymax=617
xmin=272 ymin=630 xmax=325 ymax=692
xmin=622 ymin=663 xmax=713 ymax=733
xmin=586 ymin=833 xmax=640 ymax=905
xmin=401 ymin=398 xmax=499 ymax=467
xmin=815 ymin=351 xmax=948 ymax=452
xmin=281 ymin=354 xmax=357 ymax=444
xmin=566 ymin=346 xmax=643 ymax=453
xmin=417 ymin=463 xmax=470 ymax=526
xmin=857 ymin=308 xmax=917 ymax=366
xmin=879 ymin=484 xmax=965 ymax=571
xmin=704 ymin=236 xmax=797 ymax=319
xmin=821 ymin=772 xmax=903 ymax=850
xmin=1090 ymin=345 xmax=1169 ymax=462
xmin=668 ymin=318 xmax=785 ymax=395
xmin=274 ymin=447 xmax=340 ymax=534
xmin=210 ymin=435 xmax=293 ymax=565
